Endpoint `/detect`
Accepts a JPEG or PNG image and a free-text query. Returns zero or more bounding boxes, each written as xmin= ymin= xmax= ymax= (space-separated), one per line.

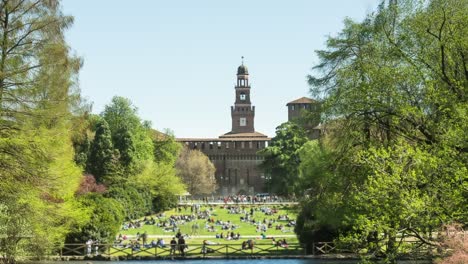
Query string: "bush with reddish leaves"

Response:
xmin=75 ymin=174 xmax=107 ymax=195
xmin=437 ymin=224 xmax=468 ymax=264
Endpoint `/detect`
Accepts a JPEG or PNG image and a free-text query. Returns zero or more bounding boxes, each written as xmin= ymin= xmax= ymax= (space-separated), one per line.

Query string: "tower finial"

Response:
xmin=241 ymin=56 xmax=244 ymax=65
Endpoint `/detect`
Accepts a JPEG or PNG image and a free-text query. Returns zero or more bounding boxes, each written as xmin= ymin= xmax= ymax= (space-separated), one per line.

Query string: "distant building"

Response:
xmin=286 ymin=97 xmax=321 ymax=139
xmin=178 ymin=61 xmax=270 ymax=195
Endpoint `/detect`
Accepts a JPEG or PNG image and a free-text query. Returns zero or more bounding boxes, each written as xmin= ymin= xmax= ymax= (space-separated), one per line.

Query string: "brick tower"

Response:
xmin=177 ymin=58 xmax=270 ymax=195
xmin=230 ymin=59 xmax=255 ymax=133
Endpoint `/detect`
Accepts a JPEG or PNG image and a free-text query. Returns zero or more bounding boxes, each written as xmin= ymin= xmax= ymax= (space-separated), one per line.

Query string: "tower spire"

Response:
xmin=231 ymin=62 xmax=254 ymax=133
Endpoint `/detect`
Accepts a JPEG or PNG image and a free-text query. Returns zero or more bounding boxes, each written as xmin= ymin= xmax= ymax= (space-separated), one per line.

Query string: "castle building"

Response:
xmin=177 ymin=61 xmax=270 ymax=195
xmin=287 ymin=97 xmax=321 ymax=139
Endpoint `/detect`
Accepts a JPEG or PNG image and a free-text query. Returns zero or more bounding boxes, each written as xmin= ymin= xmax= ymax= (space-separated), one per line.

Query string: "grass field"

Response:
xmin=118 ymin=204 xmax=300 ymax=245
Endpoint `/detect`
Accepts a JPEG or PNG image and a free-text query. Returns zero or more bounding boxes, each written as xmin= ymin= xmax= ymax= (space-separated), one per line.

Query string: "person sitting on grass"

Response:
xmin=205 ymin=240 xmax=219 ymax=245
xmin=157 ymin=238 xmax=166 ymax=248
xmin=280 ymin=239 xmax=288 ymax=248
xmin=132 ymin=241 xmax=141 ymax=252
xmin=150 ymin=240 xmax=157 ymax=248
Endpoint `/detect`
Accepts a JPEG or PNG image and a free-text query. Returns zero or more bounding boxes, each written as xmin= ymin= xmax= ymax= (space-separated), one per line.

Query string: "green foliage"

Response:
xmin=87 ymin=119 xmax=118 ymax=183
xmin=102 ymin=96 xmax=154 ymax=171
xmin=66 ymin=194 xmax=124 ymax=243
xmin=132 ymin=161 xmax=186 ymax=204
xmin=0 ymin=0 xmax=90 ymax=261
xmin=105 ymin=184 xmax=152 ymax=220
xmin=152 ymin=129 xmax=182 ymax=165
xmin=151 ymin=193 xmax=179 ymax=213
xmin=260 ymin=122 xmax=309 ymax=195
xmin=297 ymin=0 xmax=467 ymax=261
xmin=295 ymin=141 xmax=352 ymax=251
xmin=75 ymin=96 xmax=188 ymax=240
xmin=113 ymin=125 xmax=137 ymax=171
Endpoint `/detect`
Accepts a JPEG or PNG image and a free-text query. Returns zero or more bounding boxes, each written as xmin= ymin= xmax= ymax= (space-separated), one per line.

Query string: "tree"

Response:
xmin=87 ymin=119 xmax=117 ymax=183
xmin=75 ymin=175 xmax=107 ymax=196
xmin=0 ymin=0 xmax=88 ymax=262
xmin=175 ymin=148 xmax=217 ymax=195
xmin=133 ymin=161 xmax=186 ymax=211
xmin=298 ymin=0 xmax=467 ymax=261
xmin=113 ymin=124 xmax=136 ymax=170
xmin=101 ymin=96 xmax=154 ymax=172
xmin=259 ymin=122 xmax=309 ymax=196
xmin=152 ymin=129 xmax=182 ymax=165
xmin=65 ymin=194 xmax=124 ymax=244
xmin=105 ymin=184 xmax=152 ymax=220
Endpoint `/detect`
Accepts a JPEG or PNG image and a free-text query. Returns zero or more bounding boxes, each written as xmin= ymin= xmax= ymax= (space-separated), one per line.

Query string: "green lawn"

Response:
xmin=119 ymin=204 xmax=299 ymax=244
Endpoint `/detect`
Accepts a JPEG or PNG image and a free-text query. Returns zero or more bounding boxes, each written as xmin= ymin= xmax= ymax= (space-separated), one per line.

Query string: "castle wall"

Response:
xmin=179 ymin=139 xmax=269 ymax=195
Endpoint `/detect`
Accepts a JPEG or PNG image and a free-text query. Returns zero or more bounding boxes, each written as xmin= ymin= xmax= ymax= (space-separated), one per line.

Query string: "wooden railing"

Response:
xmin=59 ymin=240 xmax=433 ymax=259
xmin=310 ymin=241 xmax=434 ymax=257
xmin=59 ymin=243 xmax=307 ymax=258
xmin=311 ymin=242 xmax=336 ymax=255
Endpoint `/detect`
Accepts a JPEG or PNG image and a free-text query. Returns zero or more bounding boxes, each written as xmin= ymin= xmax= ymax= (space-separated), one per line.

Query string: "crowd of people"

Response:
xmin=112 ymin=202 xmax=295 ymax=256
xmin=191 ymin=194 xmax=292 ymax=204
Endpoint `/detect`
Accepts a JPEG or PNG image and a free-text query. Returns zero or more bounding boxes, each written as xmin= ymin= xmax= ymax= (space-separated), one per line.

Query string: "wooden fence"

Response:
xmin=59 ymin=243 xmax=307 ymax=258
xmin=58 ymin=240 xmax=433 ymax=259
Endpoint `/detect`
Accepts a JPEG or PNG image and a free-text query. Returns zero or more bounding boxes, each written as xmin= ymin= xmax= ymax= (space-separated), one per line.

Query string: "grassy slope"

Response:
xmin=119 ymin=204 xmax=299 ymax=244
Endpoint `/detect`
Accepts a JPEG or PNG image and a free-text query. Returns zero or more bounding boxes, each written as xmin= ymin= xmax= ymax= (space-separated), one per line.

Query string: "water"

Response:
xmin=42 ymin=261 xmax=357 ymax=264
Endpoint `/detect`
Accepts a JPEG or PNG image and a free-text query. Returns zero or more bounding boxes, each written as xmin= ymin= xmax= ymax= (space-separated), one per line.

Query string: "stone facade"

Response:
xmin=177 ymin=63 xmax=270 ymax=195
xmin=287 ymin=97 xmax=321 ymax=139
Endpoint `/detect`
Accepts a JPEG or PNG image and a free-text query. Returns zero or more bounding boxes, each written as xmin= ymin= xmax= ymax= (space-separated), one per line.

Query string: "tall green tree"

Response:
xmin=87 ymin=119 xmax=117 ymax=183
xmin=0 ymin=1 xmax=88 ymax=262
xmin=298 ymin=0 xmax=467 ymax=261
xmin=113 ymin=124 xmax=136 ymax=170
xmin=102 ymin=96 xmax=154 ymax=171
xmin=152 ymin=129 xmax=182 ymax=165
xmin=260 ymin=122 xmax=309 ymax=196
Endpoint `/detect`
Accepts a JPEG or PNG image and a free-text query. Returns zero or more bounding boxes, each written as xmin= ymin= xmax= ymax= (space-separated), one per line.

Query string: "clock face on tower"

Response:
xmin=240 ymin=118 xmax=246 ymax=126
xmin=240 ymin=93 xmax=246 ymax=101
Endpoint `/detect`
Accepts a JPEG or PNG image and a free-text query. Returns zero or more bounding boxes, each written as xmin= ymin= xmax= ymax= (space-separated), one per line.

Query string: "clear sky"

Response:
xmin=61 ymin=0 xmax=380 ymax=138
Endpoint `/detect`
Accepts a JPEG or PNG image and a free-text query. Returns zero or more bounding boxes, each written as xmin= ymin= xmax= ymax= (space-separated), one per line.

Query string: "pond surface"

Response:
xmin=42 ymin=261 xmax=355 ymax=264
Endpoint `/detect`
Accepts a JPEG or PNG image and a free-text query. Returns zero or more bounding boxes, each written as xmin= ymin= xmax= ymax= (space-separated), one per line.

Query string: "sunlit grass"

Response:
xmin=119 ymin=204 xmax=299 ymax=245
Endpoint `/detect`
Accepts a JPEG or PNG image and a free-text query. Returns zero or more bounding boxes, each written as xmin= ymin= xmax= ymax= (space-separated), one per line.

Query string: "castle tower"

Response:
xmin=178 ymin=58 xmax=270 ymax=195
xmin=230 ymin=59 xmax=255 ymax=133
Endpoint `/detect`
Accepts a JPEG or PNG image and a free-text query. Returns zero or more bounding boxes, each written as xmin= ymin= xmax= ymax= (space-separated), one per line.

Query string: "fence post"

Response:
xmin=226 ymin=244 xmax=229 ymax=258
xmin=312 ymin=242 xmax=315 ymax=255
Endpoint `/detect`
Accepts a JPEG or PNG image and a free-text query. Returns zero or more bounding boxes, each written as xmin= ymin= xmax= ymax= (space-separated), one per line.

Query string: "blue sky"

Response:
xmin=62 ymin=0 xmax=380 ymax=138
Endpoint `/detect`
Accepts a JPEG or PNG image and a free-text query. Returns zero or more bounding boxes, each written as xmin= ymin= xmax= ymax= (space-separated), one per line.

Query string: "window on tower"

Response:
xmin=240 ymin=118 xmax=246 ymax=126
xmin=240 ymin=92 xmax=246 ymax=101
